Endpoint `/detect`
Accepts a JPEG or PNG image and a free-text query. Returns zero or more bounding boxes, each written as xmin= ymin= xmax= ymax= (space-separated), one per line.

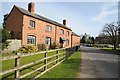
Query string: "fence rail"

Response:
xmin=1 ymin=46 xmax=80 ymax=79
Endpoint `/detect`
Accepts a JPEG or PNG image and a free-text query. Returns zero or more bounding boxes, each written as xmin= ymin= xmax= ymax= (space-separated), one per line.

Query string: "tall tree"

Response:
xmin=102 ymin=22 xmax=120 ymax=50
xmin=2 ymin=28 xmax=11 ymax=50
xmin=81 ymin=36 xmax=86 ymax=43
xmin=118 ymin=27 xmax=120 ymax=47
xmin=91 ymin=37 xmax=95 ymax=44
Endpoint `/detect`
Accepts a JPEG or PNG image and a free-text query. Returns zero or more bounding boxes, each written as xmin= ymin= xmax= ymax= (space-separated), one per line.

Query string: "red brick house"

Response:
xmin=4 ymin=2 xmax=80 ymax=48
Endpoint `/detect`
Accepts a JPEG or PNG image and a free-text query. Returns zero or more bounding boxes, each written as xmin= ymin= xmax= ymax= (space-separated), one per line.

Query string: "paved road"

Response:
xmin=78 ymin=46 xmax=118 ymax=78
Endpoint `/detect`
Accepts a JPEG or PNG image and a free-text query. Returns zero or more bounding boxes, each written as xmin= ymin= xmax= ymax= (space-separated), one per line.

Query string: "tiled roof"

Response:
xmin=72 ymin=32 xmax=80 ymax=37
xmin=15 ymin=5 xmax=72 ymax=31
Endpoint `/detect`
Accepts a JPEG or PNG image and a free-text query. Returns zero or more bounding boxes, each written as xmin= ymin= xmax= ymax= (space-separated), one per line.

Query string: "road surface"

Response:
xmin=78 ymin=46 xmax=118 ymax=78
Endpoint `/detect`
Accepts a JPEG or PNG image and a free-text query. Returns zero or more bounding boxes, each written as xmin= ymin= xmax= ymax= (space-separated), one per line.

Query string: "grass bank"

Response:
xmin=2 ymin=50 xmax=64 ymax=79
xmin=40 ymin=50 xmax=81 ymax=78
xmin=101 ymin=48 xmax=120 ymax=55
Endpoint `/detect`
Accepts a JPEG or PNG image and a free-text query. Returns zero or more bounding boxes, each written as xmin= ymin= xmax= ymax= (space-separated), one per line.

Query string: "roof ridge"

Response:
xmin=14 ymin=5 xmax=72 ymax=31
xmin=72 ymin=32 xmax=80 ymax=37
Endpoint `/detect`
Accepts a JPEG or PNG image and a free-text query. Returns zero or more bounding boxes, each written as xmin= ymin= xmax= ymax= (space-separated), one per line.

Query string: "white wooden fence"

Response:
xmin=1 ymin=46 xmax=79 ymax=79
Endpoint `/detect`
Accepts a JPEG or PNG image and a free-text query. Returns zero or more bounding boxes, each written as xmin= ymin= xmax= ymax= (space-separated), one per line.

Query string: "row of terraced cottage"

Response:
xmin=4 ymin=2 xmax=80 ymax=49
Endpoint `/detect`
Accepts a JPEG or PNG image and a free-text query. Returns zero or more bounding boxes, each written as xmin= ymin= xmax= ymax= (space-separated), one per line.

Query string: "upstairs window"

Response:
xmin=29 ymin=20 xmax=35 ymax=28
xmin=27 ymin=35 xmax=36 ymax=44
xmin=66 ymin=39 xmax=69 ymax=46
xmin=60 ymin=29 xmax=64 ymax=34
xmin=66 ymin=31 xmax=69 ymax=36
xmin=46 ymin=25 xmax=52 ymax=32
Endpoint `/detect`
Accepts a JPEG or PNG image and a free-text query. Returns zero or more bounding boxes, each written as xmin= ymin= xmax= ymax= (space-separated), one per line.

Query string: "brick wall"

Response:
xmin=72 ymin=35 xmax=80 ymax=47
xmin=22 ymin=15 xmax=72 ymax=47
xmin=5 ymin=6 xmax=23 ymax=39
xmin=55 ymin=26 xmax=72 ymax=48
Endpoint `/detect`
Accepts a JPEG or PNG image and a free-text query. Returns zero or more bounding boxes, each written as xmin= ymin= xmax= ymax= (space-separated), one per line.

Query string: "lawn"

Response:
xmin=101 ymin=48 xmax=120 ymax=55
xmin=2 ymin=49 xmax=64 ymax=79
xmin=40 ymin=50 xmax=81 ymax=78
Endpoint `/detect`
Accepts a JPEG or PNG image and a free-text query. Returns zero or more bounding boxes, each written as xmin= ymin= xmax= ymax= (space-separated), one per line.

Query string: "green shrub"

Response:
xmin=37 ymin=44 xmax=46 ymax=51
xmin=19 ymin=45 xmax=37 ymax=53
xmin=2 ymin=28 xmax=11 ymax=50
xmin=2 ymin=41 xmax=11 ymax=50
xmin=12 ymin=50 xmax=20 ymax=53
xmin=50 ymin=42 xmax=57 ymax=49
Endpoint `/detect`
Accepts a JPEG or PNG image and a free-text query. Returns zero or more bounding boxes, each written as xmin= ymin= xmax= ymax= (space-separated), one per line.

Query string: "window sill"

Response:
xmin=27 ymin=44 xmax=36 ymax=45
xmin=29 ymin=27 xmax=35 ymax=29
xmin=45 ymin=31 xmax=52 ymax=32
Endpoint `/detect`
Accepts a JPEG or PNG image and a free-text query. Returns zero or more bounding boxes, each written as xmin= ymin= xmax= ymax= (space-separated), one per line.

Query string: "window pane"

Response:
xmin=49 ymin=26 xmax=52 ymax=31
xmin=66 ymin=31 xmax=69 ymax=36
xmin=46 ymin=26 xmax=49 ymax=31
xmin=30 ymin=20 xmax=35 ymax=28
xmin=27 ymin=35 xmax=36 ymax=44
xmin=60 ymin=29 xmax=64 ymax=34
xmin=46 ymin=26 xmax=52 ymax=32
xmin=66 ymin=39 xmax=69 ymax=46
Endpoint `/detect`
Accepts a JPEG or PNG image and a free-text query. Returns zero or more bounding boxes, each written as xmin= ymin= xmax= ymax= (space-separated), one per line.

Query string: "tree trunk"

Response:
xmin=113 ymin=42 xmax=116 ymax=50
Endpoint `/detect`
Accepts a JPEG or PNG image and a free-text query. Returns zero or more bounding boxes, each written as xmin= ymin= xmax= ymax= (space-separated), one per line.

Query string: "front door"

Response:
xmin=59 ymin=37 xmax=64 ymax=48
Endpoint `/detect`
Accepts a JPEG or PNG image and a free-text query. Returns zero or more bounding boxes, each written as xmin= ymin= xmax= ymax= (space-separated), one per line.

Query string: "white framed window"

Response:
xmin=27 ymin=35 xmax=36 ymax=44
xmin=60 ymin=29 xmax=64 ymax=34
xmin=46 ymin=25 xmax=52 ymax=32
xmin=46 ymin=37 xmax=51 ymax=45
xmin=66 ymin=31 xmax=69 ymax=36
xmin=66 ymin=39 xmax=69 ymax=46
xmin=29 ymin=20 xmax=35 ymax=28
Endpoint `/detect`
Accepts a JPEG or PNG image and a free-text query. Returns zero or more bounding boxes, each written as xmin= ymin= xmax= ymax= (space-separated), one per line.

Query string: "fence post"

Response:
xmin=15 ymin=53 xmax=20 ymax=79
xmin=65 ymin=48 xmax=68 ymax=59
xmin=44 ymin=51 xmax=47 ymax=71
xmin=69 ymin=48 xmax=70 ymax=57
xmin=56 ymin=49 xmax=59 ymax=63
xmin=70 ymin=48 xmax=72 ymax=55
xmin=63 ymin=48 xmax=66 ymax=61
xmin=74 ymin=46 xmax=75 ymax=52
xmin=71 ymin=47 xmax=73 ymax=55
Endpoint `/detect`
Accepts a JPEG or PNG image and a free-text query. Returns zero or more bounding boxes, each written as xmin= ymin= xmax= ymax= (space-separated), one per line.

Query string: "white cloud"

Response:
xmin=91 ymin=2 xmax=118 ymax=23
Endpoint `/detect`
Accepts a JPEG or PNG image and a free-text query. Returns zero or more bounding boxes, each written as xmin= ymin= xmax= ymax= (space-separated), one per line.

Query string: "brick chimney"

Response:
xmin=63 ymin=19 xmax=66 ymax=26
xmin=28 ymin=2 xmax=35 ymax=13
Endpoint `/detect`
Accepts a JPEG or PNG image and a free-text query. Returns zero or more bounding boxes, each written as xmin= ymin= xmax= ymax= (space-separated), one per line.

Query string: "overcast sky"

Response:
xmin=0 ymin=0 xmax=118 ymax=37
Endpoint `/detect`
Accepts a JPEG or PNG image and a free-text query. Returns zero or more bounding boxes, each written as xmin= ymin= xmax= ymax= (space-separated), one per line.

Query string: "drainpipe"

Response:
xmin=71 ymin=33 xmax=73 ymax=47
xmin=55 ymin=25 xmax=57 ymax=43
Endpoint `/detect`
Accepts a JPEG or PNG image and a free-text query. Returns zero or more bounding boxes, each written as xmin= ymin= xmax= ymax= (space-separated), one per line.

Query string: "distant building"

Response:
xmin=4 ymin=2 xmax=80 ymax=48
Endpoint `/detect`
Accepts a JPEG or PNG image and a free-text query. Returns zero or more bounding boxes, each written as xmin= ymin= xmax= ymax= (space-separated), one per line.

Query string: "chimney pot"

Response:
xmin=28 ymin=2 xmax=35 ymax=13
xmin=63 ymin=19 xmax=66 ymax=26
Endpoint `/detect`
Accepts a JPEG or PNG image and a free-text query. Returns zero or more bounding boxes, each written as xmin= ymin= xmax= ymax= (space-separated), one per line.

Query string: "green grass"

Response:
xmin=101 ymin=48 xmax=120 ymax=55
xmin=40 ymin=50 xmax=81 ymax=78
xmin=2 ymin=49 xmax=64 ymax=79
xmin=1 ymin=53 xmax=15 ymax=57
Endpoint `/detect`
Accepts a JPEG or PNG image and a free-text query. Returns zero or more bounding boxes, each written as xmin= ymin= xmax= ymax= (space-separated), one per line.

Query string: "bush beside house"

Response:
xmin=2 ymin=28 xmax=11 ymax=50
xmin=37 ymin=44 xmax=46 ymax=51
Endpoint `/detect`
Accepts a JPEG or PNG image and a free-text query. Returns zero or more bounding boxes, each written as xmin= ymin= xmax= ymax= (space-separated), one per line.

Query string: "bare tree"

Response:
xmin=118 ymin=25 xmax=120 ymax=47
xmin=102 ymin=22 xmax=120 ymax=50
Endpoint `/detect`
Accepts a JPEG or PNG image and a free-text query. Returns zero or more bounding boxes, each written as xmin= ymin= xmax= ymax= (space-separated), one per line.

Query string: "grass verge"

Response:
xmin=2 ymin=49 xmax=64 ymax=79
xmin=40 ymin=50 xmax=81 ymax=78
